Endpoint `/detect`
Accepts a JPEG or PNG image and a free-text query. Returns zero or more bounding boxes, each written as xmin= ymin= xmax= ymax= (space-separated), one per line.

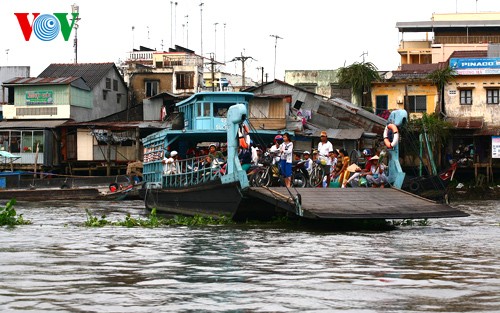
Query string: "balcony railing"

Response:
xmin=434 ymin=35 xmax=500 ymax=44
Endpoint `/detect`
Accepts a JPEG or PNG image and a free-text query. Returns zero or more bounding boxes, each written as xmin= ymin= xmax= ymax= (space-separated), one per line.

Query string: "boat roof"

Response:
xmin=0 ymin=151 xmax=21 ymax=160
xmin=175 ymin=91 xmax=254 ymax=107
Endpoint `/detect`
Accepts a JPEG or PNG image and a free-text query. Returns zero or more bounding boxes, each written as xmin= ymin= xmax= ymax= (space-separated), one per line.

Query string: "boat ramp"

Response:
xmin=245 ymin=187 xmax=468 ymax=220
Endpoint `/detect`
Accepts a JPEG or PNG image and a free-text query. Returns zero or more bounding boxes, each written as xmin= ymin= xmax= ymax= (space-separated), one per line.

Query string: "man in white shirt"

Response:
xmin=317 ymin=131 xmax=333 ymax=187
xmin=162 ymin=150 xmax=179 ymax=175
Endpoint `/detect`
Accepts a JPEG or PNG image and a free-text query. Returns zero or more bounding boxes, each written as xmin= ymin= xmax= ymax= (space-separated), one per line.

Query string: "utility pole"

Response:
xmin=257 ymin=66 xmax=264 ymax=94
xmin=223 ymin=23 xmax=226 ymax=63
xmin=174 ymin=2 xmax=178 ymax=44
xmin=199 ymin=2 xmax=204 ymax=57
xmin=210 ymin=53 xmax=216 ymax=92
xmin=214 ymin=22 xmax=218 ymax=61
xmin=360 ymin=51 xmax=368 ymax=63
xmin=71 ymin=3 xmax=81 ymax=63
xmin=170 ymin=1 xmax=173 ymax=48
xmin=185 ymin=15 xmax=189 ymax=48
xmin=269 ymin=34 xmax=283 ymax=80
xmin=131 ymin=26 xmax=135 ymax=50
xmin=229 ymin=53 xmax=255 ymax=89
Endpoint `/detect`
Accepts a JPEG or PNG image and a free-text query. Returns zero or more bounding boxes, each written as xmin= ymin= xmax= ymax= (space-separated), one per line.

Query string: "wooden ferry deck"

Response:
xmin=246 ymin=187 xmax=469 ymax=220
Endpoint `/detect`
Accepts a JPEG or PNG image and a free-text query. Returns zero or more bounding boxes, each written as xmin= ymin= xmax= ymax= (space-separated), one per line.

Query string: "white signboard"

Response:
xmin=493 ymin=136 xmax=500 ymax=159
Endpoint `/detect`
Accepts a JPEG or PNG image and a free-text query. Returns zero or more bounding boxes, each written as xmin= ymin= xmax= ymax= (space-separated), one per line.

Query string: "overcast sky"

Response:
xmin=2 ymin=0 xmax=500 ymax=81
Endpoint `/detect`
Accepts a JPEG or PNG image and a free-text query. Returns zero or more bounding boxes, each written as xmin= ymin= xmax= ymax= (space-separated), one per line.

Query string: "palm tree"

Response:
xmin=337 ymin=62 xmax=380 ymax=108
xmin=426 ymin=66 xmax=456 ymax=117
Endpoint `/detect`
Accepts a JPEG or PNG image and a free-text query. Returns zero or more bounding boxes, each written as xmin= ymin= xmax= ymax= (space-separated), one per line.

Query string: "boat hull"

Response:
xmin=0 ymin=188 xmax=100 ymax=201
xmin=144 ymin=181 xmax=243 ymax=218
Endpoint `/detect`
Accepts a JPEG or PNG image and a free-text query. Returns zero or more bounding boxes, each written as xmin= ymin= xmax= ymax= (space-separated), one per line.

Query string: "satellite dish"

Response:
xmin=384 ymin=71 xmax=393 ymax=80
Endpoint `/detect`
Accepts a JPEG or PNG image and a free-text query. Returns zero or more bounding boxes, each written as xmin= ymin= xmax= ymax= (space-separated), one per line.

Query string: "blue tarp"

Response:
xmin=0 ymin=151 xmax=21 ymax=160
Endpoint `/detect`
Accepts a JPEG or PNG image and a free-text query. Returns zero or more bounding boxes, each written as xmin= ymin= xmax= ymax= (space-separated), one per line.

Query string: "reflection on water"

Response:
xmin=0 ymin=200 xmax=498 ymax=312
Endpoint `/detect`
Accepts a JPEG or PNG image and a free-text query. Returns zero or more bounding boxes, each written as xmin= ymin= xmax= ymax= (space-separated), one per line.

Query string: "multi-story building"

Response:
xmin=0 ymin=63 xmax=129 ymax=170
xmin=124 ymin=45 xmax=204 ymax=107
xmin=396 ymin=12 xmax=500 ymax=66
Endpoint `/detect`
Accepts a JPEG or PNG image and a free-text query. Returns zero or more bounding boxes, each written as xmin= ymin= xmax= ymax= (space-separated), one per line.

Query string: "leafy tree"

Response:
xmin=337 ymin=62 xmax=380 ymax=108
xmin=426 ymin=66 xmax=456 ymax=117
xmin=406 ymin=113 xmax=453 ymax=170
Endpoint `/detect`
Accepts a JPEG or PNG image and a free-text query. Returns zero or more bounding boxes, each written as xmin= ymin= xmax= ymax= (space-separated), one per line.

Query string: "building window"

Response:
xmin=20 ymin=130 xmax=44 ymax=153
xmin=105 ymin=78 xmax=111 ymax=90
xmin=113 ymin=79 xmax=118 ymax=91
xmin=103 ymin=90 xmax=107 ymax=100
xmin=486 ymin=89 xmax=499 ymax=104
xmin=406 ymin=95 xmax=427 ymax=113
xmin=176 ymin=72 xmax=194 ymax=90
xmin=145 ymin=80 xmax=159 ymax=97
xmin=117 ymin=94 xmax=121 ymax=104
xmin=460 ymin=89 xmax=473 ymax=105
xmin=375 ymin=95 xmax=388 ymax=115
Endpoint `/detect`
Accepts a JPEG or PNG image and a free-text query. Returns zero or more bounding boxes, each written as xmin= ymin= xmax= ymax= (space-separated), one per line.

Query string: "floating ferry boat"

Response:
xmin=141 ymin=92 xmax=468 ymax=222
xmin=141 ymin=92 xmax=262 ymax=218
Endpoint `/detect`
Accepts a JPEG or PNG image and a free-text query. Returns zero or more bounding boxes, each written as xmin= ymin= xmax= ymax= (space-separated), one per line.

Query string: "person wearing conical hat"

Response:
xmin=366 ymin=155 xmax=388 ymax=188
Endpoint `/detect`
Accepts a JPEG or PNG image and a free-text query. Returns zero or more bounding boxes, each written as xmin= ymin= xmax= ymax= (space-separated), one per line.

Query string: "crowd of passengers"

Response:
xmin=162 ymin=130 xmax=389 ymax=188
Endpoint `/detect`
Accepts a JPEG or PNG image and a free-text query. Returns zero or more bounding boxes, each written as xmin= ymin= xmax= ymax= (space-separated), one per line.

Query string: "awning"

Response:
xmin=446 ymin=117 xmax=484 ymax=129
xmin=474 ymin=127 xmax=500 ymax=136
xmin=0 ymin=120 xmax=70 ymax=129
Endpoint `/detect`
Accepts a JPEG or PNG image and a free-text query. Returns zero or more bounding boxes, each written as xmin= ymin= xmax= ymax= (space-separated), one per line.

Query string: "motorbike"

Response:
xmin=254 ymin=159 xmax=308 ymax=188
xmin=452 ymin=144 xmax=475 ymax=167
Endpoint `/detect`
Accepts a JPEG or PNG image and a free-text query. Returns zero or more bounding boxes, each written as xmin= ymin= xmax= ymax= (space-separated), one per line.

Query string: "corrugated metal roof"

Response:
xmin=38 ymin=63 xmax=117 ymax=88
xmin=312 ymin=128 xmax=365 ymax=140
xmin=3 ymin=76 xmax=81 ymax=85
xmin=61 ymin=120 xmax=170 ymax=130
xmin=446 ymin=117 xmax=484 ymax=129
xmin=0 ymin=120 xmax=70 ymax=129
xmin=474 ymin=127 xmax=500 ymax=136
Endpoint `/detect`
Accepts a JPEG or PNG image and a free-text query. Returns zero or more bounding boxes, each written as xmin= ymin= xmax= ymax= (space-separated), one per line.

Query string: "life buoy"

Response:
xmin=383 ymin=123 xmax=399 ymax=149
xmin=238 ymin=124 xmax=250 ymax=149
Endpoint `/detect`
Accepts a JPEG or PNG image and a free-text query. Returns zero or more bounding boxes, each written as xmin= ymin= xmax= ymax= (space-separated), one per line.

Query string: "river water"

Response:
xmin=0 ymin=199 xmax=498 ymax=313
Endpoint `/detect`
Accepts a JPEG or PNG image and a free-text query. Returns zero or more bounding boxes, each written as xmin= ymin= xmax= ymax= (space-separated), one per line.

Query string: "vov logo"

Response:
xmin=15 ymin=13 xmax=79 ymax=41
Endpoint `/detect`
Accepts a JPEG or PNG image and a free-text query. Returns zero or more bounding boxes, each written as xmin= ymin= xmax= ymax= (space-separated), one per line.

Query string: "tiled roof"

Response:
xmin=390 ymin=63 xmax=446 ymax=80
xmin=448 ymin=50 xmax=488 ymax=59
xmin=399 ymin=63 xmax=441 ymax=72
xmin=3 ymin=76 xmax=81 ymax=85
xmin=38 ymin=63 xmax=117 ymax=88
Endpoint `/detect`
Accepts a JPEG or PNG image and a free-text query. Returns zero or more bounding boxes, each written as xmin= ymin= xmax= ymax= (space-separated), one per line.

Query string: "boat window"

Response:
xmin=213 ymin=103 xmax=231 ymax=117
xmin=197 ymin=102 xmax=211 ymax=117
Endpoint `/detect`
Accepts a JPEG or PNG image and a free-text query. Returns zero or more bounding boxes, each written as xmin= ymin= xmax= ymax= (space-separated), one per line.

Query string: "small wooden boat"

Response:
xmin=97 ymin=183 xmax=144 ymax=201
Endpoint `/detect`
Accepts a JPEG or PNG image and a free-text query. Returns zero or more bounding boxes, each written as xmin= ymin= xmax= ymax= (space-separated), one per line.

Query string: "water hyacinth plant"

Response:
xmin=84 ymin=208 xmax=234 ymax=228
xmin=0 ymin=199 xmax=31 ymax=226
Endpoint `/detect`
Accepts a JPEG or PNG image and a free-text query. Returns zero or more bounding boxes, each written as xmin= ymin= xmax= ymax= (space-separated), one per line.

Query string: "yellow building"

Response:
xmin=371 ymin=64 xmax=440 ymax=118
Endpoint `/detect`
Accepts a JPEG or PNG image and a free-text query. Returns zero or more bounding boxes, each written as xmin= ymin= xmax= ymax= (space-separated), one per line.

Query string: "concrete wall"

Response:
xmin=284 ymin=70 xmax=340 ymax=99
xmin=90 ymin=68 xmax=128 ymax=121
xmin=444 ymin=75 xmax=500 ymax=126
xmin=371 ymin=82 xmax=437 ymax=115
xmin=0 ymin=66 xmax=30 ymax=104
